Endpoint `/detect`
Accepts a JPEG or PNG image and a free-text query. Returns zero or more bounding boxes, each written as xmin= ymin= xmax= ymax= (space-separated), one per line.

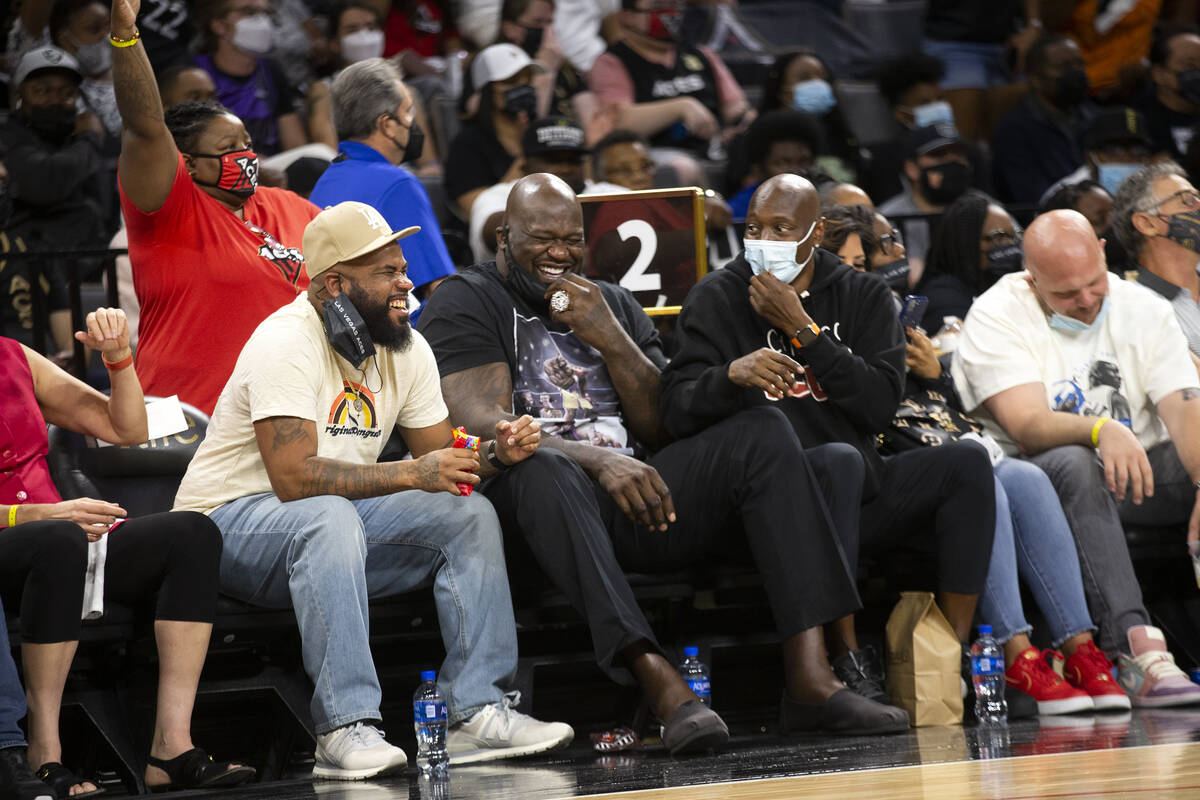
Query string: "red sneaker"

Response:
xmin=1062 ymin=640 xmax=1132 ymax=711
xmin=1005 ymin=647 xmax=1094 ymax=715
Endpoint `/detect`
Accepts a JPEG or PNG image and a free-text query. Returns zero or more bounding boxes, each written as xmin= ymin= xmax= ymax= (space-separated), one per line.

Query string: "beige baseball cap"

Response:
xmin=303 ymin=201 xmax=419 ymax=281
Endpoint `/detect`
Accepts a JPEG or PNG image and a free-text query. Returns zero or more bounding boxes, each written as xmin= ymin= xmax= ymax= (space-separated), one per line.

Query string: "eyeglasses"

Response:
xmin=878 ymin=228 xmax=904 ymax=254
xmin=1138 ymin=189 xmax=1200 ymax=213
xmin=981 ymin=228 xmax=1022 ymax=248
xmin=605 ymin=160 xmax=655 ymax=177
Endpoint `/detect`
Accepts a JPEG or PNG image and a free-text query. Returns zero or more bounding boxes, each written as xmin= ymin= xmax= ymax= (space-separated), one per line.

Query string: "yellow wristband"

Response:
xmin=7 ymin=505 xmax=17 ymax=528
xmin=1091 ymin=417 xmax=1112 ymax=448
xmin=109 ymin=28 xmax=140 ymax=47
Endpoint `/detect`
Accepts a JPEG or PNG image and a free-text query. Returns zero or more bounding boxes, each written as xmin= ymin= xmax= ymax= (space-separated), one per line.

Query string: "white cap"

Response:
xmin=13 ymin=47 xmax=82 ymax=87
xmin=470 ymin=43 xmax=543 ymax=88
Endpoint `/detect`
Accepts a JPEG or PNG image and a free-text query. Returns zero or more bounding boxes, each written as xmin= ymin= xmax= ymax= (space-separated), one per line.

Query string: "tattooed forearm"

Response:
xmin=270 ymin=418 xmax=310 ymax=449
xmin=297 ymin=458 xmax=403 ymax=500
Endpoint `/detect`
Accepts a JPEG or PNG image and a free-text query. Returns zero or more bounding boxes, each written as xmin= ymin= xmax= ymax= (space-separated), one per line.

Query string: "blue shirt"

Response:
xmin=309 ymin=142 xmax=456 ymax=295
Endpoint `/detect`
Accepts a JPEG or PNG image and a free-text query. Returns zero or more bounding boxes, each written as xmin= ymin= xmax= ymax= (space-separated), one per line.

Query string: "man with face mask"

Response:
xmin=992 ymin=34 xmax=1095 ymax=205
xmin=1136 ymin=25 xmax=1200 ymax=163
xmin=420 ymin=173 xmax=910 ymax=746
xmin=662 ymin=174 xmax=998 ymax=708
xmin=1039 ymin=107 xmax=1157 ymax=205
xmin=309 ymin=58 xmax=455 ymax=307
xmin=953 ymin=209 xmax=1200 ymax=708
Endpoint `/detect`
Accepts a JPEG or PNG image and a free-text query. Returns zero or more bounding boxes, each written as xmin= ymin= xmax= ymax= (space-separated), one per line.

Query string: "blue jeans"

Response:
xmin=0 ymin=597 xmax=25 ymax=749
xmin=979 ymin=458 xmax=1096 ymax=648
xmin=210 ymin=491 xmax=518 ymax=733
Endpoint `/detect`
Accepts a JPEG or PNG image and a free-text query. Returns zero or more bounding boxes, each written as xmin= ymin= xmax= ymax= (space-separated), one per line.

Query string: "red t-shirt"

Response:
xmin=0 ymin=337 xmax=63 ymax=506
xmin=119 ymin=155 xmax=319 ymax=415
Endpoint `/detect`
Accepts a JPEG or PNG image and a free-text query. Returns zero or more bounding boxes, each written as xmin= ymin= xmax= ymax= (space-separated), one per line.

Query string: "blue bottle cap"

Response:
xmin=683 ymin=646 xmax=698 ymax=657
xmin=977 ymin=625 xmax=992 ymax=635
xmin=421 ymin=670 xmax=436 ymax=681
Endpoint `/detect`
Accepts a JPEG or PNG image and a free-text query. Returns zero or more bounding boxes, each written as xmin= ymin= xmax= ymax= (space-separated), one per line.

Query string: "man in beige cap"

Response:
xmin=174 ymin=201 xmax=573 ymax=780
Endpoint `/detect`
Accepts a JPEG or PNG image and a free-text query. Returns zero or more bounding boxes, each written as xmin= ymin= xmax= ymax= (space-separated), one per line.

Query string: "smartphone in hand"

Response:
xmin=899 ymin=294 xmax=929 ymax=331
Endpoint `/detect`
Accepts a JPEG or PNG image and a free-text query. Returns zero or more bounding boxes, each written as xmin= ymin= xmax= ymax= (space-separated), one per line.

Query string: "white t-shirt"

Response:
xmin=951 ymin=271 xmax=1199 ymax=454
xmin=174 ymin=294 xmax=448 ymax=514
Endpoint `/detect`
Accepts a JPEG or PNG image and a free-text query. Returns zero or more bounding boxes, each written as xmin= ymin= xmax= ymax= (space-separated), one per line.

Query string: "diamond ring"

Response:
xmin=550 ymin=290 xmax=570 ymax=313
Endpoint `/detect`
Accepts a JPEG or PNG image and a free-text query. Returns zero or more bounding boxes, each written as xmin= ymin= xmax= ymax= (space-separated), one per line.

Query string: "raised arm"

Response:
xmin=111 ymin=0 xmax=184 ymax=213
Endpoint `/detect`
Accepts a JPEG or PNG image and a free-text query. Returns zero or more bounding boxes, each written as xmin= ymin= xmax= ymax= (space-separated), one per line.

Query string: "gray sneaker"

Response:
xmin=313 ymin=722 xmax=408 ymax=781
xmin=447 ymin=692 xmax=574 ymax=764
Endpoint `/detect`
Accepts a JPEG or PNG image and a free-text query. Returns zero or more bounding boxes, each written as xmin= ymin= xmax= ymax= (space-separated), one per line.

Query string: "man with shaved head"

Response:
xmin=419 ymin=173 xmax=911 ymax=747
xmin=663 ymin=173 xmax=997 ymax=715
xmin=953 ymin=208 xmax=1200 ymax=707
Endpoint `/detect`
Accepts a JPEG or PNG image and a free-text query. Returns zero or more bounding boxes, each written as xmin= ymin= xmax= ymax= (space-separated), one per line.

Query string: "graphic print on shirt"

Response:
xmin=511 ymin=311 xmax=631 ymax=451
xmin=1049 ymin=357 xmax=1133 ymax=427
xmin=766 ymin=328 xmax=829 ymax=402
xmin=244 ymin=220 xmax=307 ymax=285
xmin=326 ymin=379 xmax=382 ymax=439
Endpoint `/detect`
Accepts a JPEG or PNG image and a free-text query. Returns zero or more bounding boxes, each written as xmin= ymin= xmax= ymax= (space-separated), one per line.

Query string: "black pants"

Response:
xmin=0 ymin=511 xmax=222 ymax=643
xmin=484 ymin=406 xmax=862 ymax=683
xmin=859 ymin=443 xmax=996 ymax=596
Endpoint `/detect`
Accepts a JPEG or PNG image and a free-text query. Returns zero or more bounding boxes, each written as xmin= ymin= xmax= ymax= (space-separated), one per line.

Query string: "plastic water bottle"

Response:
xmin=932 ymin=316 xmax=964 ymax=353
xmin=413 ymin=670 xmax=448 ymax=775
xmin=679 ymin=646 xmax=711 ymax=708
xmin=971 ymin=625 xmax=1008 ymax=725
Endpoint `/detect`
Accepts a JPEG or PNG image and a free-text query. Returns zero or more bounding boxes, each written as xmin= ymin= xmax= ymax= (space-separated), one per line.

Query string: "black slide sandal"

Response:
xmin=35 ymin=762 xmax=105 ymax=799
xmin=145 ymin=748 xmax=256 ymax=792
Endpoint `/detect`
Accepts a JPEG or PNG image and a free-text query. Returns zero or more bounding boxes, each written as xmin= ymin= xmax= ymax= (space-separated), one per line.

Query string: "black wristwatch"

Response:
xmin=486 ymin=440 xmax=509 ymax=470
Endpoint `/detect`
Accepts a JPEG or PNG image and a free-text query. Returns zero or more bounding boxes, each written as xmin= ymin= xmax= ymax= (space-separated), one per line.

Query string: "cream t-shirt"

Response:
xmin=174 ymin=294 xmax=448 ymax=514
xmin=951 ymin=271 xmax=1199 ymax=454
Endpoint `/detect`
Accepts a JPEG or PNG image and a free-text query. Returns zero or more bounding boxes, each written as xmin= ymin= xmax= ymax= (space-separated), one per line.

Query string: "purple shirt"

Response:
xmin=192 ymin=54 xmax=298 ymax=156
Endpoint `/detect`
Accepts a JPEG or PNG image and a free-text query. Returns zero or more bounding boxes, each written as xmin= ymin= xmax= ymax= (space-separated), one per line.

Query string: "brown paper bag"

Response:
xmin=885 ymin=591 xmax=963 ymax=726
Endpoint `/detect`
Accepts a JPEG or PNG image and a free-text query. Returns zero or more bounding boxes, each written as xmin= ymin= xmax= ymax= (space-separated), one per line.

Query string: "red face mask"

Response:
xmin=189 ymin=148 xmax=259 ymax=197
xmin=646 ymin=10 xmax=679 ymax=40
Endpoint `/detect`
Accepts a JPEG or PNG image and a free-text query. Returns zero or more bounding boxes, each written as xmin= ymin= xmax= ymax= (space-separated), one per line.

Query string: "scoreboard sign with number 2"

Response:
xmin=580 ymin=187 xmax=708 ymax=312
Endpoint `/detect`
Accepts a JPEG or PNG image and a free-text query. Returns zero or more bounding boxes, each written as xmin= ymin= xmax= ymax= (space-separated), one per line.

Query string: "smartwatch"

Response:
xmin=791 ymin=322 xmax=821 ymax=348
xmin=486 ymin=440 xmax=509 ymax=471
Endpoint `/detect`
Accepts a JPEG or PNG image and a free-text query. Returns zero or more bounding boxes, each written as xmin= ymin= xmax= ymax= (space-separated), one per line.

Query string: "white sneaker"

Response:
xmin=447 ymin=692 xmax=574 ymax=764
xmin=313 ymin=722 xmax=409 ymax=780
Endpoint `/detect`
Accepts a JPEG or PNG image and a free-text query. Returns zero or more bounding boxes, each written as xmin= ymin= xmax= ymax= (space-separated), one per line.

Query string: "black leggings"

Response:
xmin=0 ymin=511 xmax=222 ymax=643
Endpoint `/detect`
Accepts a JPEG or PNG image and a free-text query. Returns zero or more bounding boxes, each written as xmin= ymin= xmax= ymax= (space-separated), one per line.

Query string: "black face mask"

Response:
xmin=982 ymin=244 xmax=1023 ymax=290
xmin=919 ymin=161 xmax=971 ymax=205
xmin=24 ymin=104 xmax=75 ymax=142
xmin=873 ymin=258 xmax=910 ymax=291
xmin=501 ymin=228 xmax=553 ymax=312
xmin=390 ymin=116 xmax=425 ymax=164
xmin=502 ymin=84 xmax=538 ymax=118
xmin=322 ymin=291 xmax=376 ymax=366
xmin=520 ymin=25 xmax=543 ymax=57
xmin=1050 ymin=68 xmax=1089 ymax=109
xmin=1178 ymin=69 xmax=1200 ymax=106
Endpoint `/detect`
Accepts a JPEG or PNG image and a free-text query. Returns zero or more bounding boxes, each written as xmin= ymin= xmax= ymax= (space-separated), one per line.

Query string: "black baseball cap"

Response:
xmin=522 ymin=116 xmax=589 ymax=158
xmin=905 ymin=122 xmax=965 ymax=160
xmin=1084 ymin=107 xmax=1153 ymax=152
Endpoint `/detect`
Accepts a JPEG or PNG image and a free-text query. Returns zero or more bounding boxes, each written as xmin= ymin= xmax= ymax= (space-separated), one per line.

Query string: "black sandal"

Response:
xmin=35 ymin=762 xmax=106 ymax=799
xmin=145 ymin=748 xmax=255 ymax=792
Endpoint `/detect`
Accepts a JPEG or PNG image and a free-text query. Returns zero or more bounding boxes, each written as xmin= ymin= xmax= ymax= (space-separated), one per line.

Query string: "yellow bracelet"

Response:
xmin=1091 ymin=417 xmax=1112 ymax=448
xmin=7 ymin=504 xmax=17 ymax=528
xmin=109 ymin=28 xmax=140 ymax=48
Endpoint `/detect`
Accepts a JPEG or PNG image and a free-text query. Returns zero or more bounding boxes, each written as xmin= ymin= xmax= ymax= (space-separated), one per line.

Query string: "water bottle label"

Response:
xmin=971 ymin=655 xmax=1002 ymax=676
xmin=687 ymin=678 xmax=710 ymax=697
xmin=413 ymin=701 xmax=446 ymax=723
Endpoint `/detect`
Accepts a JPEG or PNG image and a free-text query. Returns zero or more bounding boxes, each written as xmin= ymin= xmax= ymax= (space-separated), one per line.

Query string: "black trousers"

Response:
xmin=483 ymin=406 xmax=862 ymax=683
xmin=0 ymin=511 xmax=222 ymax=643
xmin=858 ymin=443 xmax=996 ymax=596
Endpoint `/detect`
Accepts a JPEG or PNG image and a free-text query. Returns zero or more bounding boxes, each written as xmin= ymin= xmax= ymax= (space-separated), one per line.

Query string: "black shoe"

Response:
xmin=780 ymin=689 xmax=910 ymax=736
xmin=1004 ymin=683 xmax=1038 ymax=720
xmin=832 ymin=648 xmax=892 ymax=706
xmin=0 ymin=748 xmax=53 ymax=800
xmin=660 ymin=701 xmax=729 ymax=755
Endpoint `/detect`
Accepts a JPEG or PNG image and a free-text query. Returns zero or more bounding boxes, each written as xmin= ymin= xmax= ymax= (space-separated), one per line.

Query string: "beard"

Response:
xmin=346 ymin=281 xmax=412 ymax=353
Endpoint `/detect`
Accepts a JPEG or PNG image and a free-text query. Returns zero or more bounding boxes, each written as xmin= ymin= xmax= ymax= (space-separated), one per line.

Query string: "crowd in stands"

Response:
xmin=6 ymin=0 xmax=1200 ymax=798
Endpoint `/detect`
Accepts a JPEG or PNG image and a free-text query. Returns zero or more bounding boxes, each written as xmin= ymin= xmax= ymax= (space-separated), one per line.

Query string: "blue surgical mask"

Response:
xmin=1095 ymin=163 xmax=1139 ymax=197
xmin=791 ymin=79 xmax=836 ymax=116
xmin=744 ymin=221 xmax=818 ymax=285
xmin=1049 ymin=296 xmax=1110 ymax=332
xmin=912 ymin=100 xmax=954 ymax=129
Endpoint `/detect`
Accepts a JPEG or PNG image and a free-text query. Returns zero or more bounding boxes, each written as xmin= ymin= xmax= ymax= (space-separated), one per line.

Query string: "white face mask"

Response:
xmin=233 ymin=14 xmax=274 ymax=56
xmin=744 ymin=221 xmax=817 ymax=285
xmin=340 ymin=29 xmax=385 ymax=64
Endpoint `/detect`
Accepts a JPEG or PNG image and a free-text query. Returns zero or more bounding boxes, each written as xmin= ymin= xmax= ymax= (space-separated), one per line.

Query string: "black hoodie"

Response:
xmin=660 ymin=248 xmax=905 ymax=497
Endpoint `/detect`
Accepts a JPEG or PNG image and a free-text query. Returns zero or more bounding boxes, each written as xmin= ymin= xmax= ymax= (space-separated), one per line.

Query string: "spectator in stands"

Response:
xmin=194 ymin=0 xmax=308 ymax=156
xmin=588 ymin=0 xmax=754 ymax=185
xmin=111 ymin=0 xmax=319 ymax=416
xmin=445 ymin=43 xmax=540 ymax=216
xmin=593 ymin=128 xmax=655 ymax=191
xmin=661 ymin=174 xmax=997 ymax=704
xmin=1112 ymin=161 xmax=1200 ymax=358
xmin=269 ymin=0 xmax=324 ymax=90
xmin=758 ymin=49 xmax=859 ymax=182
xmin=494 ymin=0 xmax=581 ymax=123
xmin=308 ymin=58 xmax=455 ymax=303
xmin=727 ymin=110 xmax=823 ymax=221
xmin=553 ymin=0 xmax=620 ymax=74
xmin=991 ymin=35 xmax=1094 ymax=204
xmin=820 ymin=181 xmax=874 ymax=212
xmin=878 ymin=123 xmax=974 ymax=281
xmin=0 ymin=48 xmax=108 ymax=356
xmin=134 ymin=0 xmax=195 ymax=72
xmin=1136 ymin=25 xmax=1200 ymax=163
xmin=174 ymin=201 xmax=574 ymax=777
xmin=952 ymin=209 xmax=1200 ymax=708
xmin=871 ymin=211 xmax=911 ymax=291
xmin=384 ymin=0 xmax=462 ymax=83
xmin=158 ymin=63 xmax=218 ymax=107
xmin=864 ymin=52 xmax=991 ymax=205
xmin=916 ymin=191 xmax=1024 ymax=332
xmin=1061 ymin=0 xmax=1161 ymax=100
xmin=1040 ymin=106 xmax=1156 ymax=204
xmin=0 ymin=596 xmax=50 ymax=800
xmin=820 ymin=204 xmax=878 ymax=271
xmin=1 ymin=310 xmax=255 ymax=796
xmin=419 ymin=173 xmax=909 ymax=741
xmin=1042 ymin=178 xmax=1131 ymax=274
